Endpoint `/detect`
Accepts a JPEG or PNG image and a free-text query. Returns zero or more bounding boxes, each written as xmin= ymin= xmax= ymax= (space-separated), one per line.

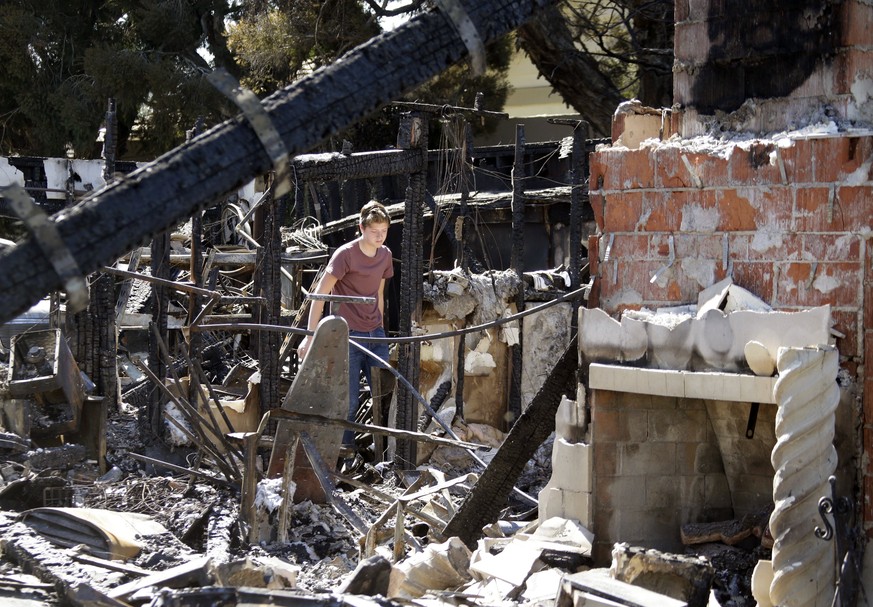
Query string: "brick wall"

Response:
xmin=587 ymin=131 xmax=873 ymax=536
xmin=673 ymin=0 xmax=873 ymax=134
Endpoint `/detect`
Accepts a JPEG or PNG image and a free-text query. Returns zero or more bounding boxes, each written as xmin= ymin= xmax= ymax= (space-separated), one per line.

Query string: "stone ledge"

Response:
xmin=588 ymin=363 xmax=777 ymax=404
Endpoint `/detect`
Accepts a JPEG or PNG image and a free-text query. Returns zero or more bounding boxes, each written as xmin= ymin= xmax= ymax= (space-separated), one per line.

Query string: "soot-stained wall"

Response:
xmin=676 ymin=0 xmax=841 ymax=114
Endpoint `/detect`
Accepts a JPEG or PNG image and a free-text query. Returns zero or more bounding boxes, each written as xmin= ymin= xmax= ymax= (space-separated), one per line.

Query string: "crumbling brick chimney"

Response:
xmin=583 ymin=0 xmax=873 ymax=567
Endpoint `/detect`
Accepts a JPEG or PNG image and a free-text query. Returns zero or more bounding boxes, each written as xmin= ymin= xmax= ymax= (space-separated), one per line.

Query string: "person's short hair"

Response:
xmin=360 ymin=200 xmax=390 ymax=228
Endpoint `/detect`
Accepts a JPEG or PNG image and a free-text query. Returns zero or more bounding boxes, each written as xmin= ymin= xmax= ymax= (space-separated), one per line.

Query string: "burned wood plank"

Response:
xmin=292 ymin=149 xmax=424 ymax=181
xmin=298 ymin=432 xmax=368 ymax=536
xmin=0 ymin=0 xmax=559 ymax=325
xmin=106 ymin=556 xmax=212 ymax=600
xmin=443 ymin=336 xmax=578 ymax=547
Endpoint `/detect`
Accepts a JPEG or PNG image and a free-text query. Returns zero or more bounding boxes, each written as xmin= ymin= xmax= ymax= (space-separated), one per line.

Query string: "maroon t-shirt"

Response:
xmin=326 ymin=239 xmax=394 ymax=331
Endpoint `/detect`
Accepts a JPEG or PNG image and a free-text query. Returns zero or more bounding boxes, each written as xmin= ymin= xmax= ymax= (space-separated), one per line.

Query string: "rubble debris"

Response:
xmin=610 ymin=543 xmax=714 ymax=607
xmin=443 ymin=336 xmax=578 ymax=547
xmin=387 ymin=536 xmax=472 ymax=599
xmin=19 ymin=507 xmax=169 ymax=561
xmin=558 ymin=568 xmax=688 ymax=607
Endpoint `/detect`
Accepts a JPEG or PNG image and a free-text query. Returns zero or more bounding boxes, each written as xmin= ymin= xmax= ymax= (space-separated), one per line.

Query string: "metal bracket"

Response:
xmin=0 ymin=185 xmax=89 ymax=313
xmin=434 ymin=0 xmax=486 ymax=76
xmin=207 ymin=68 xmax=292 ymax=197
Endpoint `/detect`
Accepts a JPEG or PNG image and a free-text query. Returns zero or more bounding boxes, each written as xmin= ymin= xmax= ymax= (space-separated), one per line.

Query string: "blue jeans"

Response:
xmin=346 ymin=327 xmax=389 ymax=447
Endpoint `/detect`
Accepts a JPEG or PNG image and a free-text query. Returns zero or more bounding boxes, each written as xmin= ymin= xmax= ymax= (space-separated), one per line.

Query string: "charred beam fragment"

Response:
xmin=443 ymin=335 xmax=578 ymax=547
xmin=292 ymin=149 xmax=424 ymax=182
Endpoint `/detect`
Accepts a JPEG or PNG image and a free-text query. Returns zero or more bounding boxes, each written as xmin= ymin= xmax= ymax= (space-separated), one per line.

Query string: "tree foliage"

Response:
xmin=0 ymin=0 xmax=240 ymax=158
xmin=518 ymin=0 xmax=673 ymax=136
xmin=0 ymin=0 xmax=672 ymax=158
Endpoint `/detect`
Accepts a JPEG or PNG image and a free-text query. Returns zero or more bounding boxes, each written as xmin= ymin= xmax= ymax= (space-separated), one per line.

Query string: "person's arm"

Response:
xmin=297 ymin=272 xmax=338 ymax=359
xmin=377 ymin=278 xmax=386 ymax=329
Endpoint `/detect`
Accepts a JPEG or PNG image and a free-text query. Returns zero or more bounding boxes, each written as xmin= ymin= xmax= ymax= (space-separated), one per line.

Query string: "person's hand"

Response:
xmin=296 ymin=336 xmax=311 ymax=360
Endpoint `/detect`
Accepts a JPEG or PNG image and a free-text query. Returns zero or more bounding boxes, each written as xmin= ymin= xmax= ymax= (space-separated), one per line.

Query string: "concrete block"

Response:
xmin=619 ymin=442 xmax=677 ymax=476
xmin=555 ymin=395 xmax=588 ymax=442
xmin=538 ymin=487 xmax=593 ymax=527
xmin=468 ymin=540 xmax=544 ymax=586
xmin=550 ymin=438 xmax=594 ymax=493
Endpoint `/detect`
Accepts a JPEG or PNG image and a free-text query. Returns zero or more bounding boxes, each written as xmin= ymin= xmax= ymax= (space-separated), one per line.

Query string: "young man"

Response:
xmin=297 ymin=200 xmax=394 ymax=451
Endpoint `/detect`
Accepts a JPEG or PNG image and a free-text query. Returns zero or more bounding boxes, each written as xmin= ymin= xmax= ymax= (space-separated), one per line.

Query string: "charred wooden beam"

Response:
xmin=292 ymin=149 xmax=423 ymax=181
xmin=443 ymin=335 xmax=578 ymax=547
xmin=0 ymin=0 xmax=559 ymax=325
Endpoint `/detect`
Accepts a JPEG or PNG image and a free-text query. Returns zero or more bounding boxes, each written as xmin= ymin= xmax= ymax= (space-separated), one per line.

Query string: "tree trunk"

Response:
xmin=0 ymin=0 xmax=559 ymax=325
xmin=517 ymin=6 xmax=625 ymax=137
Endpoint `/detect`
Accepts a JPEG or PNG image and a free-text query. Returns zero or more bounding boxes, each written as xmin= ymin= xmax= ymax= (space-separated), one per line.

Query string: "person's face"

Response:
xmin=360 ymin=221 xmax=389 ymax=248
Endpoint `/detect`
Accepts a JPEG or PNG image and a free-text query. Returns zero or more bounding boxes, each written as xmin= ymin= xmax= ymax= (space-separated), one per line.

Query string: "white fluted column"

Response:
xmin=769 ymin=346 xmax=838 ymax=607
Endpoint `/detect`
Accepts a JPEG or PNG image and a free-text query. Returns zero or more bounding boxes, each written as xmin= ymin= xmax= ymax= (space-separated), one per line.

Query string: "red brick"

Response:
xmin=831 ymin=49 xmax=852 ymax=96
xmin=594 ymin=441 xmax=618 ymax=475
xmin=590 ymin=191 xmax=605 ymax=229
xmin=619 ymin=148 xmax=656 ymax=190
xmin=604 ymin=191 xmax=644 ymax=232
xmin=802 ymin=233 xmax=861 ymax=262
xmin=654 ymin=147 xmax=690 ymax=188
xmin=865 ymin=427 xmax=873 ymax=474
xmin=813 ymin=135 xmax=873 ymax=183
xmin=676 ymin=189 xmax=719 ymax=232
xmin=795 ymin=186 xmax=835 ymax=232
xmin=844 ymin=0 xmax=873 ymax=47
xmin=835 ymin=49 xmax=873 ymax=98
xmin=590 ymin=149 xmax=619 ymax=191
xmin=640 ymin=190 xmax=680 ymax=232
xmin=730 ymin=261 xmax=776 ymax=304
xmin=776 ymin=261 xmax=861 ymax=308
xmin=867 ymin=236 xmax=873 ymax=274
xmin=671 ymin=233 xmax=727 ymax=259
xmin=715 ymin=189 xmax=758 ymax=231
xmin=675 ymin=0 xmax=690 ymax=22
xmin=612 ymin=233 xmax=652 ymax=260
xmin=745 ymin=232 xmax=803 ymax=261
xmin=689 ymin=152 xmax=731 ymax=189
xmin=589 ymin=234 xmax=600 ymax=277
xmin=729 ymin=142 xmax=782 ymax=186
xmin=830 ymin=309 xmax=860 ymax=358
xmin=833 ymin=186 xmax=873 ymax=231
xmin=778 ymin=138 xmax=814 ymax=184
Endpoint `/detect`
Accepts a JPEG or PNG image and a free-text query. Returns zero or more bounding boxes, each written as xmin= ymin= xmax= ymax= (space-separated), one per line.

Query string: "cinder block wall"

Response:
xmin=587 ymin=132 xmax=873 ymax=539
xmin=589 ymin=390 xmax=735 ymax=562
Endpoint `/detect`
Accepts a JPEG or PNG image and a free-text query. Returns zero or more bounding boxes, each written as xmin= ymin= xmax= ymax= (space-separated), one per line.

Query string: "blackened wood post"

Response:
xmin=0 ymin=0 xmax=559 ymax=326
xmin=395 ymin=112 xmax=428 ymax=468
xmin=102 ymin=99 xmax=117 ymax=183
xmin=256 ymin=193 xmax=282 ymax=414
xmin=187 ymin=119 xmax=205 ymax=407
xmin=508 ymin=124 xmax=525 ymax=425
xmin=71 ymin=98 xmax=120 ymax=410
xmin=148 ymin=231 xmax=171 ymax=437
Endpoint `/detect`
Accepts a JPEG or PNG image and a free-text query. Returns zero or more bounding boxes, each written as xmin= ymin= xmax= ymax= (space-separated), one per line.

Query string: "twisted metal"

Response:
xmin=770 ymin=346 xmax=839 ymax=607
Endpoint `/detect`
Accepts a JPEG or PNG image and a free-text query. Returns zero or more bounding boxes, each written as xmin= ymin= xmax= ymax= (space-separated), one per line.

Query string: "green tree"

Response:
xmin=0 ymin=0 xmax=238 ymax=158
xmin=227 ymin=0 xmax=512 ymax=151
xmin=517 ymin=0 xmax=674 ymax=136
